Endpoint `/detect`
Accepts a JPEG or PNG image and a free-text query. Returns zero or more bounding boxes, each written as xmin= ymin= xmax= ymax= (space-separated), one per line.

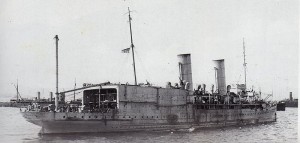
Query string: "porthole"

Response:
xmin=135 ymin=116 xmax=136 ymax=118
xmin=89 ymin=116 xmax=91 ymax=118
xmin=63 ymin=116 xmax=65 ymax=118
xmin=95 ymin=116 xmax=98 ymax=118
xmin=82 ymin=116 xmax=84 ymax=118
xmin=74 ymin=116 xmax=76 ymax=118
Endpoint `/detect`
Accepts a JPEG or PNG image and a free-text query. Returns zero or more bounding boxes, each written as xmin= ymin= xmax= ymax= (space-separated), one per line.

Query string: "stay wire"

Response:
xmin=134 ymin=49 xmax=151 ymax=83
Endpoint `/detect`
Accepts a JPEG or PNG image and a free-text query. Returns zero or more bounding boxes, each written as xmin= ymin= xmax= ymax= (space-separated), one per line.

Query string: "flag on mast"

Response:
xmin=121 ymin=48 xmax=130 ymax=53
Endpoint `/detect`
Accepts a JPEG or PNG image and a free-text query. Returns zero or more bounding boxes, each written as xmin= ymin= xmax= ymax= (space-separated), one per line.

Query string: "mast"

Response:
xmin=16 ymin=79 xmax=19 ymax=101
xmin=54 ymin=35 xmax=59 ymax=111
xmin=12 ymin=79 xmax=22 ymax=101
xmin=74 ymin=78 xmax=76 ymax=101
xmin=243 ymin=38 xmax=247 ymax=91
xmin=128 ymin=7 xmax=137 ymax=85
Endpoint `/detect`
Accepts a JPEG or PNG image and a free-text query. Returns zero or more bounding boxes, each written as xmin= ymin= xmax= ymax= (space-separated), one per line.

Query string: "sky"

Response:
xmin=0 ymin=0 xmax=298 ymax=101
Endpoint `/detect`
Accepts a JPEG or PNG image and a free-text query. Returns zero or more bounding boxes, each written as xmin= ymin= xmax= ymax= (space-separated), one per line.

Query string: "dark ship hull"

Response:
xmin=10 ymin=101 xmax=32 ymax=107
xmin=285 ymin=92 xmax=298 ymax=107
xmin=7 ymin=101 xmax=54 ymax=108
xmin=22 ymin=110 xmax=276 ymax=134
xmin=285 ymin=101 xmax=298 ymax=107
xmin=276 ymin=101 xmax=286 ymax=111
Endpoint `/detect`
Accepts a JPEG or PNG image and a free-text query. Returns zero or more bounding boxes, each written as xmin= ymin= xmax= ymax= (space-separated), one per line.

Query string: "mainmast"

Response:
xmin=54 ymin=35 xmax=59 ymax=111
xmin=16 ymin=79 xmax=19 ymax=101
xmin=74 ymin=78 xmax=76 ymax=101
xmin=128 ymin=7 xmax=137 ymax=85
xmin=13 ymin=79 xmax=22 ymax=101
xmin=243 ymin=38 xmax=247 ymax=90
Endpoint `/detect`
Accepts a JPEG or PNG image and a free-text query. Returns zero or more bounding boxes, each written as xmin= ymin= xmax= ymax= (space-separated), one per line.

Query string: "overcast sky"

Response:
xmin=0 ymin=0 xmax=298 ymax=101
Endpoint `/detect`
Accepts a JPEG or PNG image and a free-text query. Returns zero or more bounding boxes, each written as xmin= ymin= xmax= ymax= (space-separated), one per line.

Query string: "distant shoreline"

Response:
xmin=0 ymin=102 xmax=12 ymax=107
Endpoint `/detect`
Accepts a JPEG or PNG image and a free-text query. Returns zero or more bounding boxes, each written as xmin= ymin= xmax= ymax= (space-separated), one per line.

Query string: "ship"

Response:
xmin=276 ymin=101 xmax=286 ymax=111
xmin=283 ymin=92 xmax=298 ymax=107
xmin=6 ymin=82 xmax=60 ymax=108
xmin=7 ymin=81 xmax=35 ymax=107
xmin=21 ymin=8 xmax=277 ymax=134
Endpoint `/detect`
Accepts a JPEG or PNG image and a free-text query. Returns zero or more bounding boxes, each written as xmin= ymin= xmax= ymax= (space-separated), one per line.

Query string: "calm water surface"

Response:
xmin=0 ymin=107 xmax=297 ymax=143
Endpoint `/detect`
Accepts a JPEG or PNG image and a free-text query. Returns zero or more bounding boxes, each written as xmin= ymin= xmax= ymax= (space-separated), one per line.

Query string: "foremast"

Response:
xmin=54 ymin=35 xmax=59 ymax=111
xmin=243 ymin=38 xmax=247 ymax=91
xmin=128 ymin=7 xmax=137 ymax=85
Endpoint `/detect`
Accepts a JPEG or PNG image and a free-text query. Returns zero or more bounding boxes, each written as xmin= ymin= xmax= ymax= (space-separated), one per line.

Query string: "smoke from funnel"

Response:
xmin=213 ymin=59 xmax=226 ymax=95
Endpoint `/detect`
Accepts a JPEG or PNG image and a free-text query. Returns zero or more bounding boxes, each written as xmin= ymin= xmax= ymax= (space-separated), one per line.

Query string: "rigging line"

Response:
xmin=134 ymin=49 xmax=151 ymax=81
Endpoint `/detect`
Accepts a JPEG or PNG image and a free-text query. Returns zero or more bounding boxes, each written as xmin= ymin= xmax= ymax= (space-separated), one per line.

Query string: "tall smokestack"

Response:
xmin=50 ymin=92 xmax=53 ymax=102
xmin=290 ymin=92 xmax=293 ymax=101
xmin=202 ymin=84 xmax=206 ymax=93
xmin=178 ymin=54 xmax=193 ymax=91
xmin=37 ymin=92 xmax=40 ymax=101
xmin=213 ymin=59 xmax=226 ymax=95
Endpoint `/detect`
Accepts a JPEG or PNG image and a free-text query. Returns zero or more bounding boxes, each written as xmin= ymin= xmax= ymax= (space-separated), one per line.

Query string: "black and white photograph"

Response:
xmin=0 ymin=0 xmax=298 ymax=142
